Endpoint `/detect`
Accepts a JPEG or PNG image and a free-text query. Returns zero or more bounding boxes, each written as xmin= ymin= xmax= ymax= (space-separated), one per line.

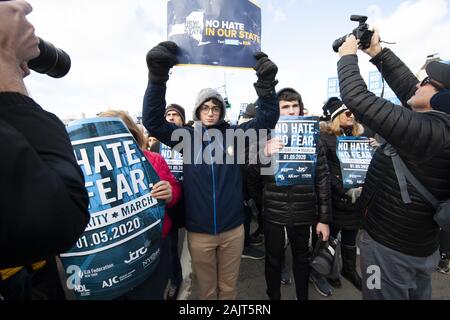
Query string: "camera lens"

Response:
xmin=28 ymin=38 xmax=71 ymax=78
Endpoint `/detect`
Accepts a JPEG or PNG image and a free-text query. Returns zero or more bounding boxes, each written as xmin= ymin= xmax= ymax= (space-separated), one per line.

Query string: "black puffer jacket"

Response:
xmin=338 ymin=48 xmax=450 ymax=257
xmin=246 ymin=139 xmax=332 ymax=227
xmin=320 ymin=131 xmax=362 ymax=230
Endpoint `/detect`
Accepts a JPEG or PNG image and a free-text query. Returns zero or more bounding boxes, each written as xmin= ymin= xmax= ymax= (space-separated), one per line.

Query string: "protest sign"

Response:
xmin=167 ymin=0 xmax=261 ymax=68
xmin=274 ymin=116 xmax=319 ymax=186
xmin=160 ymin=143 xmax=183 ymax=182
xmin=336 ymin=136 xmax=375 ymax=189
xmin=60 ymin=118 xmax=165 ymax=300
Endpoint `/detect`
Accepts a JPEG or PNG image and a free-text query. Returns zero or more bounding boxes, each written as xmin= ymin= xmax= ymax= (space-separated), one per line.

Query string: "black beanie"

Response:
xmin=242 ymin=103 xmax=257 ymax=119
xmin=165 ymin=104 xmax=186 ymax=124
xmin=323 ymin=97 xmax=347 ymax=121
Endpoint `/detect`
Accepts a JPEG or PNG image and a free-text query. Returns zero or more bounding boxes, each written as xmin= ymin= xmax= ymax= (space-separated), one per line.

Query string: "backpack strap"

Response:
xmin=383 ymin=143 xmax=440 ymax=210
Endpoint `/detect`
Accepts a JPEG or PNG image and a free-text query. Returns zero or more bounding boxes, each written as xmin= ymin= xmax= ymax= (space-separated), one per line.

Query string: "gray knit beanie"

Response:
xmin=193 ymin=88 xmax=226 ymax=122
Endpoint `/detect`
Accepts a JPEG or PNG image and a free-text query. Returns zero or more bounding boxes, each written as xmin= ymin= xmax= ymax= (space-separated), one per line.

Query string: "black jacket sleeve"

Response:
xmin=337 ymin=54 xmax=450 ymax=161
xmin=370 ymin=48 xmax=418 ymax=108
xmin=320 ymin=133 xmax=347 ymax=197
xmin=245 ymin=163 xmax=264 ymax=216
xmin=0 ymin=93 xmax=89 ymax=268
xmin=315 ymin=139 xmax=332 ymax=224
xmin=237 ymin=93 xmax=280 ymax=132
xmin=142 ymin=83 xmax=181 ymax=148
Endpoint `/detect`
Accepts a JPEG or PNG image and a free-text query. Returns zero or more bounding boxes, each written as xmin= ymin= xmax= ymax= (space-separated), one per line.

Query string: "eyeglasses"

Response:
xmin=344 ymin=110 xmax=353 ymax=117
xmin=200 ymin=105 xmax=221 ymax=115
xmin=420 ymin=77 xmax=445 ymax=91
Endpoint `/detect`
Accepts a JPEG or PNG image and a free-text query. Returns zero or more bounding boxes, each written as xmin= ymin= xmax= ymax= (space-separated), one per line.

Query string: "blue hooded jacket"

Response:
xmin=143 ymin=83 xmax=279 ymax=234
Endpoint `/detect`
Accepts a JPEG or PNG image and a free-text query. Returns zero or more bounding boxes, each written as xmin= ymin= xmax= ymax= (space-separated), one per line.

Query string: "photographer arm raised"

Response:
xmin=364 ymin=29 xmax=419 ymax=108
xmin=337 ymin=36 xmax=448 ymax=160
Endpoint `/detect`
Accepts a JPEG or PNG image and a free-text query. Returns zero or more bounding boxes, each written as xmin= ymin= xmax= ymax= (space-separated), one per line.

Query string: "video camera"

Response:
xmin=28 ymin=37 xmax=71 ymax=78
xmin=332 ymin=15 xmax=374 ymax=53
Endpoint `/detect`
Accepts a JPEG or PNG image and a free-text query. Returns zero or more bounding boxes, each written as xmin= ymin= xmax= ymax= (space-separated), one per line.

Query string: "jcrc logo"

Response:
xmin=102 ymin=276 xmax=120 ymax=288
xmin=124 ymin=246 xmax=148 ymax=264
xmin=296 ymin=166 xmax=307 ymax=173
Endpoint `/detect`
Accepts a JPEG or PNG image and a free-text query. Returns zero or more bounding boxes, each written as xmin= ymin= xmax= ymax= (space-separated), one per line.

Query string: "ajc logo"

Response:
xmin=102 ymin=276 xmax=120 ymax=288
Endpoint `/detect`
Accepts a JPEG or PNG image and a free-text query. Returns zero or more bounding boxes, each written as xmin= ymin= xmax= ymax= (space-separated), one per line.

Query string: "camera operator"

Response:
xmin=0 ymin=0 xmax=89 ymax=297
xmin=336 ymin=28 xmax=450 ymax=299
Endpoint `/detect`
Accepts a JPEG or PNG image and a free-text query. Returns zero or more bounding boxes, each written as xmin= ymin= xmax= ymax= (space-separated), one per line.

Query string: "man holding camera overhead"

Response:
xmin=336 ymin=27 xmax=450 ymax=299
xmin=0 ymin=0 xmax=89 ymax=298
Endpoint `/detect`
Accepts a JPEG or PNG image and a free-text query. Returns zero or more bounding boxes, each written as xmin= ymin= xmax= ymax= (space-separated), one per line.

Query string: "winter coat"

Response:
xmin=320 ymin=130 xmax=362 ymax=230
xmin=143 ymin=150 xmax=181 ymax=238
xmin=337 ymin=48 xmax=450 ymax=257
xmin=246 ymin=138 xmax=332 ymax=227
xmin=0 ymin=93 xmax=89 ymax=268
xmin=143 ymin=83 xmax=279 ymax=235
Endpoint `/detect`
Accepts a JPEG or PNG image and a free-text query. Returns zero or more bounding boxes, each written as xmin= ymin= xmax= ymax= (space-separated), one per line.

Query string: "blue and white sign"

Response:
xmin=274 ymin=116 xmax=319 ymax=186
xmin=167 ymin=0 xmax=261 ymax=68
xmin=61 ymin=118 xmax=165 ymax=300
xmin=160 ymin=143 xmax=184 ymax=182
xmin=368 ymin=71 xmax=401 ymax=105
xmin=327 ymin=77 xmax=340 ymax=99
xmin=336 ymin=136 xmax=375 ymax=189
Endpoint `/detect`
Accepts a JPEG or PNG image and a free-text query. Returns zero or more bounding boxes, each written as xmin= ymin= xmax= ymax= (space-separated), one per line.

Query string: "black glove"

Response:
xmin=253 ymin=52 xmax=278 ymax=98
xmin=146 ymin=41 xmax=179 ymax=84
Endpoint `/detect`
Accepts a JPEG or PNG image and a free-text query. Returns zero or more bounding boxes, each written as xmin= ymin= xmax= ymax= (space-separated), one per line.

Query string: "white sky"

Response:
xmin=25 ymin=0 xmax=450 ymax=122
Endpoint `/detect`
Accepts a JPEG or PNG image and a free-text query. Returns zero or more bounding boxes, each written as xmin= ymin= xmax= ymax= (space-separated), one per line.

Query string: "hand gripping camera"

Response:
xmin=332 ymin=15 xmax=374 ymax=53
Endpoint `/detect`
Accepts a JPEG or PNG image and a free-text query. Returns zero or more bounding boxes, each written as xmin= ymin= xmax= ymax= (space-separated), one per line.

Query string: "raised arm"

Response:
xmin=238 ymin=52 xmax=280 ymax=131
xmin=363 ymin=29 xmax=418 ymax=108
xmin=143 ymin=41 xmax=180 ymax=148
xmin=337 ymin=36 xmax=449 ymax=160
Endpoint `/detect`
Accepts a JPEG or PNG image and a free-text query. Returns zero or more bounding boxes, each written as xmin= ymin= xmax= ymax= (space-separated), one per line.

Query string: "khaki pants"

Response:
xmin=188 ymin=224 xmax=244 ymax=300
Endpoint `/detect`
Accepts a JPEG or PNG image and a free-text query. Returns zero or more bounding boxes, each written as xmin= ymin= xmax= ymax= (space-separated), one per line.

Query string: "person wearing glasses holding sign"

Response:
xmin=143 ymin=41 xmax=280 ymax=299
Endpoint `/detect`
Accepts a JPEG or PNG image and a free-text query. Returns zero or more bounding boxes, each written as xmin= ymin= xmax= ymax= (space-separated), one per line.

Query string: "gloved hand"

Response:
xmin=253 ymin=52 xmax=278 ymax=98
xmin=346 ymin=187 xmax=362 ymax=204
xmin=146 ymin=41 xmax=179 ymax=84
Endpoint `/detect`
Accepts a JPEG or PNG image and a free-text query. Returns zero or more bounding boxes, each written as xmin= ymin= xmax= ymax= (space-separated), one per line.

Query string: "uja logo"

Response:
xmin=124 ymin=246 xmax=148 ymax=264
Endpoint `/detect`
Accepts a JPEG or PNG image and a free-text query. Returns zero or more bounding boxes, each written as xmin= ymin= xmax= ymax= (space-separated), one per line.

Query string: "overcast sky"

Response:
xmin=25 ymin=0 xmax=450 ymax=122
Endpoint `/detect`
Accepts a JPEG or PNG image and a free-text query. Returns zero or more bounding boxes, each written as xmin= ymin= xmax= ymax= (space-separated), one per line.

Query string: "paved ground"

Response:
xmin=177 ymin=228 xmax=450 ymax=300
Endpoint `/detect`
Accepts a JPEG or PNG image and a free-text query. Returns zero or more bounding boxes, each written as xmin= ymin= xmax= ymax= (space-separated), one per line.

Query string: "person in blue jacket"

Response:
xmin=143 ymin=41 xmax=279 ymax=299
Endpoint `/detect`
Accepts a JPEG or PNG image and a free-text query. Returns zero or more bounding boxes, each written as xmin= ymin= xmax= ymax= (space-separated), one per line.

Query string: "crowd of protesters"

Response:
xmin=1 ymin=0 xmax=450 ymax=301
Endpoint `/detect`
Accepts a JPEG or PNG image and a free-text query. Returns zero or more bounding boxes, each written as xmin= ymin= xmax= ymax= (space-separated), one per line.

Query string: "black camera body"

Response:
xmin=332 ymin=15 xmax=374 ymax=53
